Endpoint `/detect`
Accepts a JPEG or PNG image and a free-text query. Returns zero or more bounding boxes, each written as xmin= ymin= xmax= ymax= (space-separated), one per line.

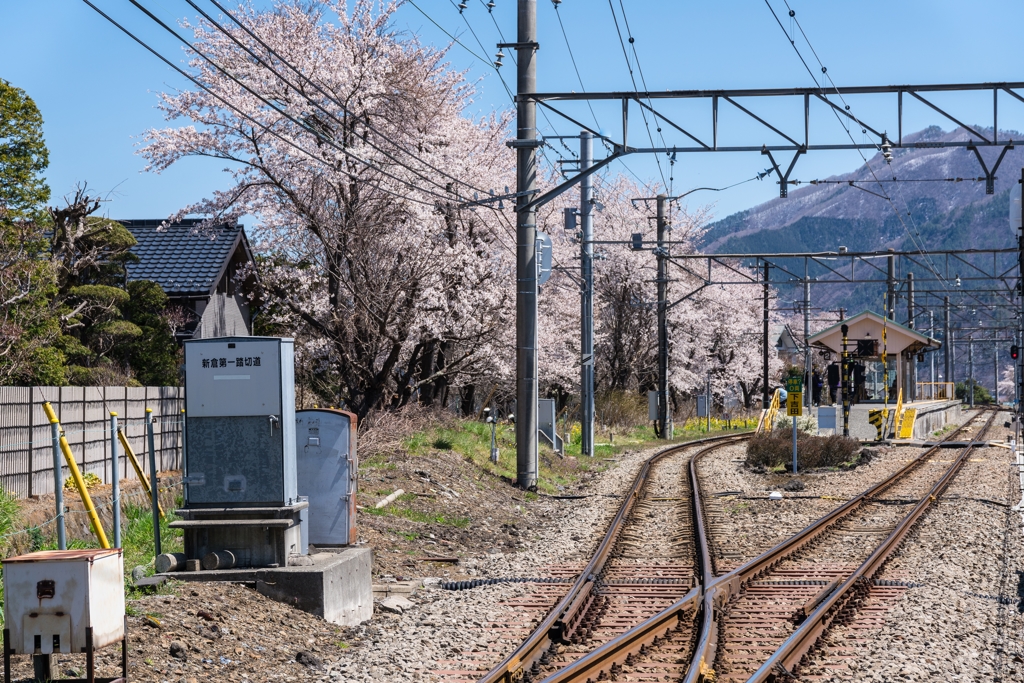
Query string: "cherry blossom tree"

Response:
xmin=141 ymin=0 xmax=514 ymax=416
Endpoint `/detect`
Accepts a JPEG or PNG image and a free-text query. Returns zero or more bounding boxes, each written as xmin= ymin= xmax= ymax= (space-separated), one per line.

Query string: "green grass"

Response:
xmin=120 ymin=500 xmax=185 ymax=597
xmin=365 ymin=504 xmax=470 ymax=528
xmin=397 ymin=416 xmax=752 ymax=494
xmin=0 ymin=492 xmax=184 ymax=625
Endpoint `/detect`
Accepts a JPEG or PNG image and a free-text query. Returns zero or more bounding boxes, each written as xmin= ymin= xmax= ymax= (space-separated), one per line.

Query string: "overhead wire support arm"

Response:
xmin=967 ymin=140 xmax=1015 ymax=194
xmin=761 ymin=146 xmax=805 ymax=198
xmin=519 ymin=152 xmax=622 ymax=213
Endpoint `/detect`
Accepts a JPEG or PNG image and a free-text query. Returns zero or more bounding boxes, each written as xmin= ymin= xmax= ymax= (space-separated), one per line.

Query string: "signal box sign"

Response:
xmin=787 ymin=392 xmax=803 ymax=417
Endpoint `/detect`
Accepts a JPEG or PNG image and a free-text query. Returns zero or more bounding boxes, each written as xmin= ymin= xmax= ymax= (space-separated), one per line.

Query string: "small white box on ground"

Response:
xmin=2 ymin=549 xmax=124 ymax=655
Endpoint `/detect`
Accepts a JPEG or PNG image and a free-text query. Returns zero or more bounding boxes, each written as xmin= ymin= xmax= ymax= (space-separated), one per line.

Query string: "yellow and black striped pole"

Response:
xmin=841 ymin=324 xmax=850 ymax=438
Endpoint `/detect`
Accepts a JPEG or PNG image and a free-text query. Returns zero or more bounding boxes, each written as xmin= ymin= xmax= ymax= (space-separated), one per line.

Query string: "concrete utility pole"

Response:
xmin=907 ymin=272 xmax=915 ymax=400
xmin=804 ymin=262 xmax=811 ymax=409
xmin=969 ymin=337 xmax=975 ymax=408
xmin=579 ymin=131 xmax=595 ymax=456
xmin=763 ymin=262 xmax=771 ymax=409
xmin=657 ymin=194 xmax=670 ymax=438
xmin=944 ymin=296 xmax=951 ymax=388
xmin=515 ymin=0 xmax=539 ymax=488
xmin=886 ymin=249 xmax=896 ymax=320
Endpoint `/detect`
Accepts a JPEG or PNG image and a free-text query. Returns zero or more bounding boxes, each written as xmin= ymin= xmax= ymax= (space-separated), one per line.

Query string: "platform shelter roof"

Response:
xmin=808 ymin=310 xmax=940 ymax=356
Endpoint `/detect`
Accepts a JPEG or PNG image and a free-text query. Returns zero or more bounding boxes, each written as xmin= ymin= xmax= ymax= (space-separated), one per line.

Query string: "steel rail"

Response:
xmin=529 ymin=410 xmax=987 ymax=683
xmin=531 ymin=429 xmax=726 ymax=683
xmin=477 ymin=432 xmax=749 ymax=683
xmin=685 ymin=409 xmax=990 ymax=682
xmin=748 ymin=409 xmax=999 ymax=682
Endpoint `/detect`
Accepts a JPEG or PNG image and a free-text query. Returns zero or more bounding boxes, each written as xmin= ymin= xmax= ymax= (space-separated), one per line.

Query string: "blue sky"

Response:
xmin=3 ymin=0 xmax=1024 ymax=224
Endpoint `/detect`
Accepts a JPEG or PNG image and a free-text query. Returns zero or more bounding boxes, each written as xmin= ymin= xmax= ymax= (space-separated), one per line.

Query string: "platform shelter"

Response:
xmin=808 ymin=310 xmax=958 ymax=440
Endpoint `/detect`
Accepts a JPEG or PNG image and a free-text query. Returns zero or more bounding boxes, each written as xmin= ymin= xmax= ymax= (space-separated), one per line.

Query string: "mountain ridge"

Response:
xmin=701 ymin=126 xmax=1021 ymax=257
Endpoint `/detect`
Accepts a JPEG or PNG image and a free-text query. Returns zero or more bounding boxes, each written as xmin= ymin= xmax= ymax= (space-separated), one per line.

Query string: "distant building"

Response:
xmin=120 ymin=219 xmax=257 ymax=341
xmin=771 ymin=324 xmax=803 ymax=366
xmin=809 ymin=310 xmax=940 ymax=403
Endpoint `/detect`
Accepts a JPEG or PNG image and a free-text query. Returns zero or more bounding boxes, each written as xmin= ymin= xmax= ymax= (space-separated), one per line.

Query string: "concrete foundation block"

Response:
xmin=255 ymin=547 xmax=372 ymax=626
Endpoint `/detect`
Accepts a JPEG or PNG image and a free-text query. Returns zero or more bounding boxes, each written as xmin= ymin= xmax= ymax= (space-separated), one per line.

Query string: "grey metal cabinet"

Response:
xmin=295 ymin=409 xmax=358 ymax=545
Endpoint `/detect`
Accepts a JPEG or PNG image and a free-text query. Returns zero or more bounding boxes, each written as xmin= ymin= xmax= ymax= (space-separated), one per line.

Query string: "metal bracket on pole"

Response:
xmin=968 ymin=141 xmax=1014 ymax=194
xmin=761 ymin=146 xmax=805 ymax=198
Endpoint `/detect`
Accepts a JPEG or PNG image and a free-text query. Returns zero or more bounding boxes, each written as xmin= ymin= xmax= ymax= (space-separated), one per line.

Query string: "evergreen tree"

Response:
xmin=0 ymin=80 xmax=61 ymax=384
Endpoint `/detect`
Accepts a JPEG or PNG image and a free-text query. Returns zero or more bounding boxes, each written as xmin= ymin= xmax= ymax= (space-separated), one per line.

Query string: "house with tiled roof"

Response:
xmin=119 ymin=219 xmax=256 ymax=340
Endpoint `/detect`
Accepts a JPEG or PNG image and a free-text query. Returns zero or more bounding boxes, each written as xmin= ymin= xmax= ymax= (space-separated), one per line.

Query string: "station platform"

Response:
xmin=815 ymin=399 xmax=961 ymax=442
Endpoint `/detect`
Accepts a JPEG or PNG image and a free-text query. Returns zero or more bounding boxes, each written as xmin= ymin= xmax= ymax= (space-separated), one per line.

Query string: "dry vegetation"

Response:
xmin=745 ymin=430 xmax=864 ymax=472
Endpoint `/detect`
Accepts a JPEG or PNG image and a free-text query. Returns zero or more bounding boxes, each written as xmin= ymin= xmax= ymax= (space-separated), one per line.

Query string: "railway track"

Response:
xmin=521 ymin=409 xmax=996 ymax=683
xmin=476 ymin=432 xmax=750 ymax=683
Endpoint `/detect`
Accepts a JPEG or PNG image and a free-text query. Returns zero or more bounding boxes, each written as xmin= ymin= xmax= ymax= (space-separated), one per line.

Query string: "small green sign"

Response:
xmin=786 ymin=377 xmax=803 ymax=393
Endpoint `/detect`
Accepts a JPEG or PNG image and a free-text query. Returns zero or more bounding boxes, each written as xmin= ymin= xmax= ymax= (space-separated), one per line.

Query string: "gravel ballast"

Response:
xmin=801 ymin=414 xmax=1024 ymax=682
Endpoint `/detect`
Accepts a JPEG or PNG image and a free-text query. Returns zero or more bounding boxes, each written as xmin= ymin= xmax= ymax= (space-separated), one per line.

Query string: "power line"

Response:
xmin=547 ymin=1 xmax=652 ymax=192
xmin=201 ymin=0 xmax=505 ymax=201
xmin=82 ymin=0 xmax=443 ymax=210
xmin=119 ymin=0 xmax=467 ymax=207
xmin=765 ymin=0 xmax=950 ymax=295
xmin=606 ymin=0 xmax=668 ymax=190
xmin=551 ymin=2 xmax=600 ymax=130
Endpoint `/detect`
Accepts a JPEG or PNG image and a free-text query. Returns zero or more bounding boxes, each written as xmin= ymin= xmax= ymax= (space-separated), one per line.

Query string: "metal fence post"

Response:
xmin=146 ymin=408 xmax=161 ymax=556
xmin=27 ymin=399 xmax=33 ymax=499
xmin=45 ymin=403 xmax=66 ymax=550
xmin=109 ymin=412 xmax=121 ymax=548
xmin=180 ymin=408 xmax=187 ymax=506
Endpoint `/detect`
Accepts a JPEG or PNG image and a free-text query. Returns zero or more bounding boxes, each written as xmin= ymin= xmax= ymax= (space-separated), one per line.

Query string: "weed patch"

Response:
xmin=746 ymin=431 xmax=861 ymax=472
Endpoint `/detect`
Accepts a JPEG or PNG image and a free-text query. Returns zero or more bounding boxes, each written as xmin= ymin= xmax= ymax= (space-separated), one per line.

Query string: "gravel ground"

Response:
xmin=708 ymin=411 xmax=993 ymax=682
xmin=8 ymin=440 xmax=675 ymax=683
xmin=697 ymin=409 xmax=974 ymax=576
xmin=803 ymin=412 xmax=1024 ymax=682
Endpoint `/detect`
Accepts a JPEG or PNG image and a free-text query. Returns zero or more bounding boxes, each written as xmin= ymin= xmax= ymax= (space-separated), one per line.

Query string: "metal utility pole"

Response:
xmin=969 ymin=337 xmax=975 ymax=408
xmin=579 ymin=131 xmax=595 ymax=456
xmin=514 ymin=0 xmax=539 ymax=488
xmin=706 ymin=374 xmax=711 ymax=433
xmin=841 ymin=324 xmax=850 ymax=437
xmin=657 ymin=194 xmax=670 ymax=438
xmin=944 ymin=297 xmax=951 ymax=388
xmin=886 ymin=249 xmax=896 ymax=320
xmin=994 ymin=342 xmax=1000 ymax=404
xmin=804 ymin=262 xmax=811 ymax=409
xmin=1019 ymin=168 xmax=1024 ymax=425
xmin=763 ymin=262 xmax=771 ymax=409
xmin=907 ymin=272 xmax=915 ymax=400
xmin=929 ymin=310 xmax=936 ymax=394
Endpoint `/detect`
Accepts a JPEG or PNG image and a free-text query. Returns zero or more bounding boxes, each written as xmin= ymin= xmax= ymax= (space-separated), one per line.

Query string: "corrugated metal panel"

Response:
xmin=0 ymin=386 xmax=183 ymax=498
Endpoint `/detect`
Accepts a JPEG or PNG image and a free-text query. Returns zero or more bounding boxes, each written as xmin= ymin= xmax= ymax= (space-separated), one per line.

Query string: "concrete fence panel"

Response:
xmin=0 ymin=386 xmax=184 ymax=499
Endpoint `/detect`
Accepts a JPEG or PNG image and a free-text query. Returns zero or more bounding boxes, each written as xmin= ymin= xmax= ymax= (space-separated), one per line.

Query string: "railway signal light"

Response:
xmin=1011 ymin=345 xmax=1019 ymax=360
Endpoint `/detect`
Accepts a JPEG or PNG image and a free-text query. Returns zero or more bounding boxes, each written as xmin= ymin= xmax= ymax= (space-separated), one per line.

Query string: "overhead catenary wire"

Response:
xmin=763 ymin=0 xmax=950 ymax=295
xmin=780 ymin=0 xmax=946 ymax=288
xmin=606 ymin=0 xmax=668 ymax=190
xmin=547 ymin=1 xmax=652 ymax=193
xmin=185 ymin=2 xmax=524 ymax=260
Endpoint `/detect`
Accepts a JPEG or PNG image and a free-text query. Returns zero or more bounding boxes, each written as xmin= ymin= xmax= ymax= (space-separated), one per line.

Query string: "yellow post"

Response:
xmin=41 ymin=402 xmax=110 ymax=549
xmin=117 ymin=428 xmax=165 ymax=518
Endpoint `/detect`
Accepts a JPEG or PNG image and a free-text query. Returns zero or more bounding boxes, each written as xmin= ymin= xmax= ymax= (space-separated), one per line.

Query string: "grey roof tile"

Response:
xmin=119 ymin=219 xmax=246 ymax=296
